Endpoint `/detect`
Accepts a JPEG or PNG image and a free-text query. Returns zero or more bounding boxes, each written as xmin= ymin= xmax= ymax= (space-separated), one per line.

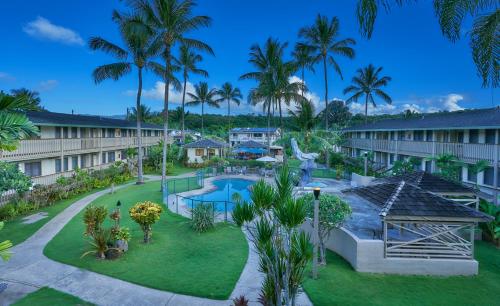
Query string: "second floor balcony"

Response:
xmin=0 ymin=136 xmax=163 ymax=162
xmin=344 ymin=138 xmax=500 ymax=165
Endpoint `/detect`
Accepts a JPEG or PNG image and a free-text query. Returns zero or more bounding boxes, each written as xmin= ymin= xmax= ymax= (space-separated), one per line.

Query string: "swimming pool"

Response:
xmin=187 ymin=178 xmax=254 ymax=212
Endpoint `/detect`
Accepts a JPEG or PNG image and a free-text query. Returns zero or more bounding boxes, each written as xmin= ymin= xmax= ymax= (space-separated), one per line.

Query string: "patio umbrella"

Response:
xmin=256 ymin=156 xmax=277 ymax=162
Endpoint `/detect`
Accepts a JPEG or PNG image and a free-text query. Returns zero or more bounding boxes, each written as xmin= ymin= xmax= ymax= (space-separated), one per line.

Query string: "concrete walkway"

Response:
xmin=0 ymin=175 xmax=312 ymax=306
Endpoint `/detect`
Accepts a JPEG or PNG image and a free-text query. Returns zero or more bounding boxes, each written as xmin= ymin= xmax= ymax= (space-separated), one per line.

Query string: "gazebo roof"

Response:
xmin=345 ymin=181 xmax=491 ymax=222
xmin=184 ymin=139 xmax=227 ymax=149
xmin=235 ymin=140 xmax=266 ymax=148
xmin=375 ymin=171 xmax=475 ymax=195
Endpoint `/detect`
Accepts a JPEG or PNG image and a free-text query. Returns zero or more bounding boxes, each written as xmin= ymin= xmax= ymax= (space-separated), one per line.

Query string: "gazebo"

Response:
xmin=345 ymin=180 xmax=492 ymax=260
xmin=232 ymin=140 xmax=267 ymax=160
xmin=375 ymin=171 xmax=479 ymax=209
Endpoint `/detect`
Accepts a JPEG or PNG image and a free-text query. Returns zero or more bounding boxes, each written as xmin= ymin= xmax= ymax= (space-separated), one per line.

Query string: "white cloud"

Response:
xmin=38 ymin=79 xmax=58 ymax=91
xmin=348 ymin=101 xmax=397 ymax=115
xmin=440 ymin=93 xmax=465 ymax=111
xmin=23 ymin=17 xmax=84 ymax=46
xmin=0 ymin=72 xmax=15 ymax=82
xmin=125 ymin=81 xmax=196 ymax=104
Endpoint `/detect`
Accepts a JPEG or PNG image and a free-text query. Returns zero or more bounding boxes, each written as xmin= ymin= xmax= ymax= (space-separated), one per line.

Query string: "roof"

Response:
xmin=344 ymin=107 xmax=500 ymax=131
xmin=375 ymin=171 xmax=475 ymax=194
xmin=344 ymin=181 xmax=491 ymax=222
xmin=25 ymin=111 xmax=162 ymax=130
xmin=230 ymin=127 xmax=279 ymax=133
xmin=234 ymin=140 xmax=266 ymax=148
xmin=184 ymin=138 xmax=228 ymax=148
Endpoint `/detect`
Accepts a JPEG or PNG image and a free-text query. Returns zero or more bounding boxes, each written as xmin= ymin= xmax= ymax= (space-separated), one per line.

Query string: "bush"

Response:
xmin=479 ymin=200 xmax=500 ymax=246
xmin=0 ymin=161 xmax=32 ymax=193
xmin=191 ymin=203 xmax=215 ymax=233
xmin=0 ymin=204 xmax=17 ymax=221
xmin=113 ymin=227 xmax=131 ymax=242
xmin=83 ymin=205 xmax=107 ymax=237
xmin=129 ymin=201 xmax=163 ymax=243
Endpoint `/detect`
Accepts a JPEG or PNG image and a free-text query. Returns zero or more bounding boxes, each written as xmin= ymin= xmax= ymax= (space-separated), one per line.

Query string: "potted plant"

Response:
xmin=114 ymin=227 xmax=131 ymax=252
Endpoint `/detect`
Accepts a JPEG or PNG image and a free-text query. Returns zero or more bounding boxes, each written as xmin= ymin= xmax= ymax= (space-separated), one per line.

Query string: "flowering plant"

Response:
xmin=129 ymin=201 xmax=163 ymax=243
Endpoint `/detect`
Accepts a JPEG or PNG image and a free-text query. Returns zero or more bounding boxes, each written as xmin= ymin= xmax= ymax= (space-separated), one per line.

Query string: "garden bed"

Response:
xmin=43 ymin=181 xmax=248 ymax=300
xmin=302 ymin=241 xmax=500 ymax=306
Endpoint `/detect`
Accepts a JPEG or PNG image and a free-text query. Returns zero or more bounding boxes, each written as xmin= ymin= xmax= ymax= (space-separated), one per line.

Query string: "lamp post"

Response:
xmin=312 ymin=187 xmax=320 ymax=279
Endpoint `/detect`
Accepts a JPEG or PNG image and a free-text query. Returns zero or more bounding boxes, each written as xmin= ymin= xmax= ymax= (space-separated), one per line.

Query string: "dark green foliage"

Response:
xmin=0 ymin=161 xmax=32 ymax=193
xmin=191 ymin=202 xmax=215 ymax=233
xmin=83 ymin=205 xmax=107 ymax=236
xmin=390 ymin=157 xmax=420 ymax=176
xmin=250 ymin=179 xmax=275 ymax=215
xmin=232 ymin=201 xmax=254 ymax=227
xmin=479 ymin=200 xmax=500 ymax=246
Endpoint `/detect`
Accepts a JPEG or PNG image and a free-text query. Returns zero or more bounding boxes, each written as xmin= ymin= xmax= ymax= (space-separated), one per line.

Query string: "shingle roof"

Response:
xmin=375 ymin=171 xmax=475 ymax=194
xmin=344 ymin=181 xmax=491 ymax=222
xmin=184 ymin=138 xmax=228 ymax=148
xmin=25 ymin=111 xmax=162 ymax=130
xmin=344 ymin=107 xmax=500 ymax=131
xmin=235 ymin=140 xmax=266 ymax=148
xmin=230 ymin=127 xmax=279 ymax=133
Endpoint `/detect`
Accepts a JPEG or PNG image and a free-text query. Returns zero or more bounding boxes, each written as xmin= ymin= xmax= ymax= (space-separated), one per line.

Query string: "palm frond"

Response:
xmin=89 ymin=37 xmax=128 ymax=59
xmin=92 ymin=62 xmax=131 ymax=83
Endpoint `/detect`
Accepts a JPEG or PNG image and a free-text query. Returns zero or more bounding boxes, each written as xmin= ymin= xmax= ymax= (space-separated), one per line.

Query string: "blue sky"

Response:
xmin=0 ymin=0 xmax=497 ymax=116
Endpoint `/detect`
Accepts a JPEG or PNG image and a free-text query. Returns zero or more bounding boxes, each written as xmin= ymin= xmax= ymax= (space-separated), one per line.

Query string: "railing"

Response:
xmin=0 ymin=136 xmax=163 ymax=162
xmin=345 ymin=138 xmax=499 ymax=165
xmin=175 ymin=194 xmax=234 ymax=222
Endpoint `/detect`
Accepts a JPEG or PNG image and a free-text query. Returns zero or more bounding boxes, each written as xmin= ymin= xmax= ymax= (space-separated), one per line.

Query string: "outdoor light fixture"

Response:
xmin=116 ymin=200 xmax=121 ymax=207
xmin=313 ymin=187 xmax=321 ymax=200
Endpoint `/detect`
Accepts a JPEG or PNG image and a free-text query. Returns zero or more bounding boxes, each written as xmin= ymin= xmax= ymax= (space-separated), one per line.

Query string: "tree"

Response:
xmin=216 ymin=82 xmax=242 ymax=141
xmin=317 ymin=99 xmax=352 ymax=128
xmin=130 ymin=0 xmax=214 ymax=191
xmin=390 ymin=157 xmax=421 ymax=176
xmin=299 ymin=15 xmax=356 ymax=130
xmin=128 ymin=104 xmax=154 ymax=122
xmin=0 ymin=93 xmax=39 ymax=151
xmin=89 ymin=12 xmax=161 ymax=185
xmin=300 ymin=193 xmax=351 ymax=264
xmin=175 ymin=45 xmax=209 ymax=142
xmin=11 ymin=88 xmax=45 ymax=111
xmin=186 ymin=82 xmax=219 ymax=136
xmin=292 ymin=43 xmax=315 ymax=97
xmin=170 ymin=106 xmax=189 ymax=129
xmin=343 ymin=64 xmax=392 ymax=123
xmin=355 ymin=0 xmax=499 ymax=88
xmin=431 ymin=153 xmax=464 ymax=182
xmin=0 ymin=161 xmax=32 ymax=193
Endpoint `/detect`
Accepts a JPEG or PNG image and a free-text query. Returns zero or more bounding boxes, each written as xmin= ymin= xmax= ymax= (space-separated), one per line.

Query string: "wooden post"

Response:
xmin=383 ymin=221 xmax=388 ymax=258
xmin=312 ymin=197 xmax=319 ymax=279
xmin=493 ymin=129 xmax=498 ymax=205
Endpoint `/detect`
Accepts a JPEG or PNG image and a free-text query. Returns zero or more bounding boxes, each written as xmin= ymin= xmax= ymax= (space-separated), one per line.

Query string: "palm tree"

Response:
xmin=129 ymin=0 xmax=213 ymax=190
xmin=355 ymin=0 xmax=498 ymax=88
xmin=175 ymin=45 xmax=208 ymax=143
xmin=299 ymin=15 xmax=356 ymax=130
xmin=216 ymin=82 xmax=242 ymax=141
xmin=343 ymin=64 xmax=392 ymax=122
xmin=186 ymin=82 xmax=219 ymax=136
xmin=129 ymin=104 xmax=154 ymax=122
xmin=11 ymin=88 xmax=45 ymax=111
xmin=292 ymin=43 xmax=315 ymax=97
xmin=0 ymin=93 xmax=39 ymax=151
xmin=89 ymin=13 xmax=161 ymax=185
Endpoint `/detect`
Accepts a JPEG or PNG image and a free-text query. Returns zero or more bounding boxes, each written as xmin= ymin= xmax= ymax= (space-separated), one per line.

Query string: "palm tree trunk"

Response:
xmin=181 ymin=73 xmax=187 ymax=143
xmin=227 ymin=98 xmax=231 ymax=143
xmin=136 ymin=67 xmax=144 ymax=184
xmin=267 ymin=100 xmax=271 ymax=155
xmin=301 ymin=66 xmax=305 ymax=97
xmin=278 ymin=98 xmax=286 ymax=163
xmin=201 ymin=101 xmax=204 ymax=137
xmin=322 ymin=55 xmax=329 ymax=130
xmin=161 ymin=45 xmax=171 ymax=192
xmin=364 ymin=94 xmax=369 ymax=124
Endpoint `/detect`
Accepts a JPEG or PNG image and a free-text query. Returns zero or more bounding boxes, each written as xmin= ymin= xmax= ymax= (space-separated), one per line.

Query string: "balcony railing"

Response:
xmin=0 ymin=136 xmax=163 ymax=162
xmin=345 ymin=138 xmax=499 ymax=165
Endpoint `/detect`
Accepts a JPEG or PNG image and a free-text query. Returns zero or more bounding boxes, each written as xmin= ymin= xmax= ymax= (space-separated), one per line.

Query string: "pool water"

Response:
xmin=188 ymin=179 xmax=254 ymax=212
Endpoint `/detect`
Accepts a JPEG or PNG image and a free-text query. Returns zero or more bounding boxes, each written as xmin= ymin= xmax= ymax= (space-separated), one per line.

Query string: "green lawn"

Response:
xmin=13 ymin=287 xmax=93 ymax=306
xmin=145 ymin=162 xmax=195 ymax=176
xmin=44 ymin=181 xmax=248 ymax=300
xmin=303 ymin=241 xmax=500 ymax=306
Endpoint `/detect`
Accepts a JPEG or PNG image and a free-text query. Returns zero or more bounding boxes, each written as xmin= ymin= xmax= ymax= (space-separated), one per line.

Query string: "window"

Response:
xmin=72 ymin=156 xmax=78 ymax=170
xmin=80 ymin=156 xmax=86 ymax=168
xmin=467 ymin=166 xmax=477 ymax=183
xmin=102 ymin=152 xmax=107 ymax=164
xmin=147 ymin=130 xmax=152 ymax=137
xmin=389 ymin=154 xmax=395 ymax=164
xmin=71 ymin=127 xmax=78 ymax=138
xmin=102 ymin=128 xmax=106 ymax=138
xmin=121 ymin=129 xmax=128 ymax=137
xmin=425 ymin=130 xmax=433 ymax=142
xmin=485 ymin=129 xmax=496 ymax=144
xmin=63 ymin=127 xmax=69 ymax=139
xmin=365 ymin=132 xmax=371 ymax=139
xmin=24 ymin=162 xmax=42 ymax=177
xmin=195 ymin=149 xmax=204 ymax=156
xmin=469 ymin=130 xmax=479 ymax=143
xmin=55 ymin=158 xmax=61 ymax=173
xmin=63 ymin=157 xmax=69 ymax=171
xmin=55 ymin=127 xmax=61 ymax=139
xmin=483 ymin=167 xmax=494 ymax=186
xmin=108 ymin=151 xmax=115 ymax=162
xmin=253 ymin=133 xmax=263 ymax=138
xmin=414 ymin=131 xmax=424 ymax=141
xmin=425 ymin=160 xmax=432 ymax=173
xmin=107 ymin=129 xmax=115 ymax=138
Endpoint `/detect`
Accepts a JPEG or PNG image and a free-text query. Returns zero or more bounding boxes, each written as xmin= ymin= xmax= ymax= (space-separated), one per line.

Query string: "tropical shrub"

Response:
xmin=81 ymin=228 xmax=113 ymax=259
xmin=431 ymin=154 xmax=463 ymax=182
xmin=232 ymin=295 xmax=249 ymax=306
xmin=390 ymin=157 xmax=420 ymax=176
xmin=0 ymin=222 xmax=12 ymax=261
xmin=0 ymin=161 xmax=32 ymax=193
xmin=113 ymin=227 xmax=131 ymax=242
xmin=232 ymin=202 xmax=254 ymax=227
xmin=191 ymin=203 xmax=215 ymax=233
xmin=479 ymin=200 xmax=500 ymax=246
xmin=83 ymin=205 xmax=107 ymax=237
xmin=299 ymin=193 xmax=352 ymax=264
xmin=0 ymin=204 xmax=18 ymax=221
xmin=129 ymin=201 xmax=163 ymax=243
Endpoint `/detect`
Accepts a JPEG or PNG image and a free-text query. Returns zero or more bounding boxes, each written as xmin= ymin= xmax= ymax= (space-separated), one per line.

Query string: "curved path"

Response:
xmin=0 ymin=175 xmax=312 ymax=306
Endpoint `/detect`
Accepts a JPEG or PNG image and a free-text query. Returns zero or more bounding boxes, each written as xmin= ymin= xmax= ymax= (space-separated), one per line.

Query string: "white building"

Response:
xmin=342 ymin=107 xmax=500 ymax=201
xmin=0 ymin=111 xmax=164 ymax=185
xmin=184 ymin=139 xmax=228 ymax=164
xmin=229 ymin=127 xmax=280 ymax=147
